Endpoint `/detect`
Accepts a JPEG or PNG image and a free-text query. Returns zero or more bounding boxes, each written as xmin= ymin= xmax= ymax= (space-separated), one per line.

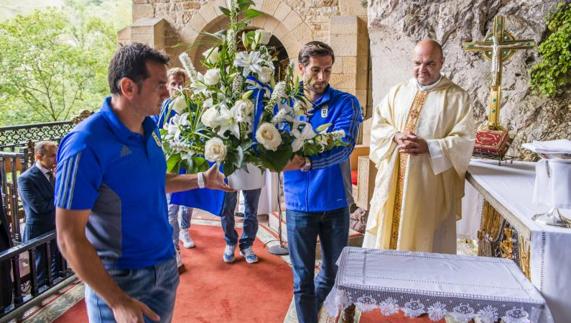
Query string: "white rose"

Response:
xmin=256 ymin=122 xmax=282 ymax=151
xmin=201 ymin=107 xmax=219 ymax=128
xmin=255 ymin=30 xmax=272 ymax=45
xmin=258 ymin=66 xmax=274 ymax=83
xmin=204 ymin=68 xmax=220 ymax=86
xmin=203 ymin=47 xmax=220 ymax=64
xmin=170 ymin=95 xmax=187 ymax=114
xmin=204 ymin=137 xmax=227 ymax=162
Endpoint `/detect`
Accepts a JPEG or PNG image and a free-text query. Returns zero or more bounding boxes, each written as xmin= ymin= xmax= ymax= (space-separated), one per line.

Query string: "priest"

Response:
xmin=363 ymin=39 xmax=475 ymax=253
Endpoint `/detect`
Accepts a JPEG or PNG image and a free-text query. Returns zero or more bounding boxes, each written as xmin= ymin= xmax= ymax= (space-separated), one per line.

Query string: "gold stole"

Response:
xmin=389 ymin=90 xmax=428 ymax=249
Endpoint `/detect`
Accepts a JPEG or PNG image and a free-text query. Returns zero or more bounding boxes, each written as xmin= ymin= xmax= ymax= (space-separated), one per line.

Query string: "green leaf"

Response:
xmin=244 ymin=8 xmax=262 ymax=19
xmin=166 ymin=154 xmax=181 ymax=173
xmin=220 ymin=7 xmax=231 ymax=17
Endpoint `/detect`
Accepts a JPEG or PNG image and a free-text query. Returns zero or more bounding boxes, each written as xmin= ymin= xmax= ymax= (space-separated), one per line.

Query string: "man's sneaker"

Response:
xmin=240 ymin=247 xmax=259 ymax=264
xmin=179 ymin=230 xmax=195 ymax=249
xmin=223 ymin=244 xmax=236 ymax=263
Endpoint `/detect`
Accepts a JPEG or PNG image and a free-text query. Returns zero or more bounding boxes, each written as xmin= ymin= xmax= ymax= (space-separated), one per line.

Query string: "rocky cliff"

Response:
xmin=368 ymin=0 xmax=571 ymax=158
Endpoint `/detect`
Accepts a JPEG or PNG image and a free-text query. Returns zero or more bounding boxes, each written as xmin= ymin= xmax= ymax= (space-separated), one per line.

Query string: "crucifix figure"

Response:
xmin=462 ymin=15 xmax=535 ymax=158
xmin=463 ymin=16 xmax=535 ymax=130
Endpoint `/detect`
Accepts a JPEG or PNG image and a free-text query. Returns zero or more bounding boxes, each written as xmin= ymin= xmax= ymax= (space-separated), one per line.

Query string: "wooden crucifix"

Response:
xmin=463 ymin=15 xmax=535 ymax=157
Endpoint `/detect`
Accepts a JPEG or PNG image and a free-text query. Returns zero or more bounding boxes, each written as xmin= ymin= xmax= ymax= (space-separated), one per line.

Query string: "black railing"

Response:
xmin=0 ymin=231 xmax=74 ymax=321
xmin=0 ymin=121 xmax=74 ymax=152
xmin=0 ymin=152 xmax=32 ymax=243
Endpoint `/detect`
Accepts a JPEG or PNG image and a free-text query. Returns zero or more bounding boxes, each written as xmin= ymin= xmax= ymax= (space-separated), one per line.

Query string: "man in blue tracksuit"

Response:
xmin=284 ymin=41 xmax=363 ymax=323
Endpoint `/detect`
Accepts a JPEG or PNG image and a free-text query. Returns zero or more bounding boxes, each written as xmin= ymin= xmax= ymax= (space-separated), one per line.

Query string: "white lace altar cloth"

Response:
xmin=324 ymin=247 xmax=550 ymax=323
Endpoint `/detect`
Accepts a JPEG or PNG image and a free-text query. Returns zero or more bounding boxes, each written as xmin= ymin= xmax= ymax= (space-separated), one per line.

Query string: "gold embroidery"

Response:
xmin=389 ymin=91 xmax=428 ymax=250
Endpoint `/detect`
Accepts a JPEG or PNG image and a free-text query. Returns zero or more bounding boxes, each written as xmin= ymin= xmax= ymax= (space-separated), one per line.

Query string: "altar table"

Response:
xmin=465 ymin=159 xmax=571 ymax=322
xmin=324 ymin=247 xmax=550 ymax=323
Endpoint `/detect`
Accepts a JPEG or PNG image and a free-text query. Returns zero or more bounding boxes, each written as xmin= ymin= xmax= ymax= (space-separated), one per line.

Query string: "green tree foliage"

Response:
xmin=0 ymin=5 xmax=116 ymax=125
xmin=530 ymin=2 xmax=571 ymax=97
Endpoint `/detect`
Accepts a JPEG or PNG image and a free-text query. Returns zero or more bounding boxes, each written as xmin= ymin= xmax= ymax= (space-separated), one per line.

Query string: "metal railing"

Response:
xmin=0 ymin=121 xmax=74 ymax=152
xmin=0 ymin=231 xmax=75 ymax=321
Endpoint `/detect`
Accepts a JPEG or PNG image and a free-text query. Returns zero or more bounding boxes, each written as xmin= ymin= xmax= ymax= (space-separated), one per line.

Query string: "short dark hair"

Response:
xmin=108 ymin=43 xmax=170 ymax=95
xmin=298 ymin=41 xmax=335 ymax=67
xmin=34 ymin=141 xmax=57 ymax=158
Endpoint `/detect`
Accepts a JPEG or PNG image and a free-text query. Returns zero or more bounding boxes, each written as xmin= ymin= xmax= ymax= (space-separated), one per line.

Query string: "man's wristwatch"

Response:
xmin=301 ymin=157 xmax=311 ymax=172
xmin=197 ymin=172 xmax=206 ymax=188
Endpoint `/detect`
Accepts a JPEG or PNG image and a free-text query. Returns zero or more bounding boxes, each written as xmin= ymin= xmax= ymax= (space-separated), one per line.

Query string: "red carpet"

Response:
xmin=55 ymin=225 xmax=293 ymax=323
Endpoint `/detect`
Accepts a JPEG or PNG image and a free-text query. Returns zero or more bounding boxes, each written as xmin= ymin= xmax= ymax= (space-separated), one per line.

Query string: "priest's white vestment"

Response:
xmin=363 ymin=77 xmax=475 ymax=253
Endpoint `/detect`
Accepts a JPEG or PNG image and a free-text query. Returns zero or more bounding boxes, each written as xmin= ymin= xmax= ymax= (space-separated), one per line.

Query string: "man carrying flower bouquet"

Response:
xmin=283 ymin=41 xmax=363 ymax=323
xmin=55 ymin=43 xmax=232 ymax=323
xmin=155 ymin=68 xmax=197 ymax=270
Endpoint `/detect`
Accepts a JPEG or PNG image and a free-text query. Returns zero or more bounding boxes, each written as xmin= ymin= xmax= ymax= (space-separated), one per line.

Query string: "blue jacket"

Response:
xmin=284 ymin=85 xmax=363 ymax=212
xmin=155 ymin=99 xmax=225 ymax=216
xmin=18 ymin=165 xmax=56 ymax=240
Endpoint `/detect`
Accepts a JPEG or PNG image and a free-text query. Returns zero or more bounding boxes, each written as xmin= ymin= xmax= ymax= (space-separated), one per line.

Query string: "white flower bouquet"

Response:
xmin=160 ymin=0 xmax=347 ymax=176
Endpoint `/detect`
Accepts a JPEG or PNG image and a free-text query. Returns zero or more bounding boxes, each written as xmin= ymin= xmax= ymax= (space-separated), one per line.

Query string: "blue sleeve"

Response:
xmin=55 ymin=136 xmax=103 ymax=210
xmin=155 ymin=99 xmax=173 ymax=129
xmin=310 ymin=96 xmax=363 ymax=170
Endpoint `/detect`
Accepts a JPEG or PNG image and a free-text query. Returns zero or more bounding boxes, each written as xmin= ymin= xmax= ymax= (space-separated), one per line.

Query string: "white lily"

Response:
xmin=255 ymin=30 xmax=272 ymax=45
xmin=291 ymin=122 xmax=317 ymax=152
xmin=217 ymin=105 xmax=241 ymax=138
xmin=203 ymin=47 xmax=220 ymax=64
xmin=170 ymin=95 xmax=187 ymax=114
xmin=234 ymin=51 xmax=265 ymax=77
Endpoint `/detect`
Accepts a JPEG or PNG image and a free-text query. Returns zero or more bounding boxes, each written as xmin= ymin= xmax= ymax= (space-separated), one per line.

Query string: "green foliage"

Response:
xmin=530 ymin=2 xmax=571 ymax=97
xmin=0 ymin=1 xmax=125 ymax=125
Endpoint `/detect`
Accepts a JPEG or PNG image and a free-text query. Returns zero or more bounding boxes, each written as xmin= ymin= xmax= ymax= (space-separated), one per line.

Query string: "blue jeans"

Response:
xmin=286 ymin=207 xmax=349 ymax=323
xmin=220 ymin=189 xmax=261 ymax=250
xmin=85 ymin=258 xmax=179 ymax=323
xmin=166 ymin=194 xmax=192 ymax=248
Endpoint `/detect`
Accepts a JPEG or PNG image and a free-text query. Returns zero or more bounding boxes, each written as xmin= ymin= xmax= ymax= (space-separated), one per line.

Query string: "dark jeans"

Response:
xmin=286 ymin=207 xmax=349 ymax=323
xmin=220 ymin=189 xmax=261 ymax=250
xmin=23 ymin=225 xmax=62 ymax=288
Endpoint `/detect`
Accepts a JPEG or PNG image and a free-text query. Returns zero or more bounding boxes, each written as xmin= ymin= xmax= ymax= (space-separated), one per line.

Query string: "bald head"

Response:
xmin=413 ymin=39 xmax=444 ymax=86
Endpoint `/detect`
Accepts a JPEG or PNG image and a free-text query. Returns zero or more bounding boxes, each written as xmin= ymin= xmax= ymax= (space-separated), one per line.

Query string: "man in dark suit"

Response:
xmin=18 ymin=141 xmax=60 ymax=288
xmin=0 ymin=171 xmax=13 ymax=311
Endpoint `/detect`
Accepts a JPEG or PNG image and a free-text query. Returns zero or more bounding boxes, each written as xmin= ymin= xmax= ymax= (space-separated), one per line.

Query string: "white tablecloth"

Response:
xmin=324 ymin=247 xmax=550 ymax=323
xmin=465 ymin=160 xmax=571 ymax=322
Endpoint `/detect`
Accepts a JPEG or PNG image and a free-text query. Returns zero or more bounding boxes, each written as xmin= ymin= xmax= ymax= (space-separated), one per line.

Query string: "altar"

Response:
xmin=464 ymin=159 xmax=571 ymax=322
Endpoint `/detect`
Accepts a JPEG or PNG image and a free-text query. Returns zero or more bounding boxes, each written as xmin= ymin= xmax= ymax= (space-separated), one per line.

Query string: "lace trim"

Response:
xmin=325 ymin=289 xmax=539 ymax=323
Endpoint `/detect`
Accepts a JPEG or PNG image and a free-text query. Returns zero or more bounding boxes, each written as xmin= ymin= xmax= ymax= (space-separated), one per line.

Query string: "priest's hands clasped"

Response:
xmin=394 ymin=131 xmax=429 ymax=155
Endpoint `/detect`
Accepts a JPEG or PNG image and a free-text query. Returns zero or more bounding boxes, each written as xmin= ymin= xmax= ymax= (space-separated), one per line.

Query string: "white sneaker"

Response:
xmin=179 ymin=230 xmax=195 ymax=249
xmin=223 ymin=244 xmax=236 ymax=263
xmin=239 ymin=247 xmax=259 ymax=264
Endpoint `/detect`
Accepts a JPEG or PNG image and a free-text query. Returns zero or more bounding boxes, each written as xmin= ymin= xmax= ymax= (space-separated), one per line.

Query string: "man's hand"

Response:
xmin=203 ymin=164 xmax=234 ymax=192
xmin=283 ymin=155 xmax=306 ymax=171
xmin=396 ymin=132 xmax=428 ymax=155
xmin=111 ymin=296 xmax=160 ymax=323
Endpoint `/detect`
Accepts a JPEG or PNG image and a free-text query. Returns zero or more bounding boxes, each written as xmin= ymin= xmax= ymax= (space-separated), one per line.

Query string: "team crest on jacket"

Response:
xmin=152 ymin=132 xmax=162 ymax=148
xmin=321 ymin=105 xmax=329 ymax=118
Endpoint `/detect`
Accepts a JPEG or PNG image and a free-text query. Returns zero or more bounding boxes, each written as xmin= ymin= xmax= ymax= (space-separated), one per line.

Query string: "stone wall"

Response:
xmin=133 ymin=0 xmax=342 ymax=43
xmin=368 ymin=0 xmax=571 ymax=158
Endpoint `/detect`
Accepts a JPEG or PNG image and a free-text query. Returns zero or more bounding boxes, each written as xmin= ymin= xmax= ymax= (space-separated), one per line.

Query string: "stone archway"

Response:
xmin=179 ymin=0 xmax=313 ymax=67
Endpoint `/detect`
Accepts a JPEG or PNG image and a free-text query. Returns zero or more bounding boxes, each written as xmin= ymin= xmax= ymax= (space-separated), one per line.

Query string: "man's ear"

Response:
xmin=297 ymin=62 xmax=305 ymax=75
xmin=119 ymin=78 xmax=137 ymax=99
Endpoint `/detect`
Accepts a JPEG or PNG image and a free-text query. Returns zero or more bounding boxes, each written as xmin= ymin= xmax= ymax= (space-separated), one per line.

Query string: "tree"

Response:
xmin=0 ymin=7 xmax=116 ymax=125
